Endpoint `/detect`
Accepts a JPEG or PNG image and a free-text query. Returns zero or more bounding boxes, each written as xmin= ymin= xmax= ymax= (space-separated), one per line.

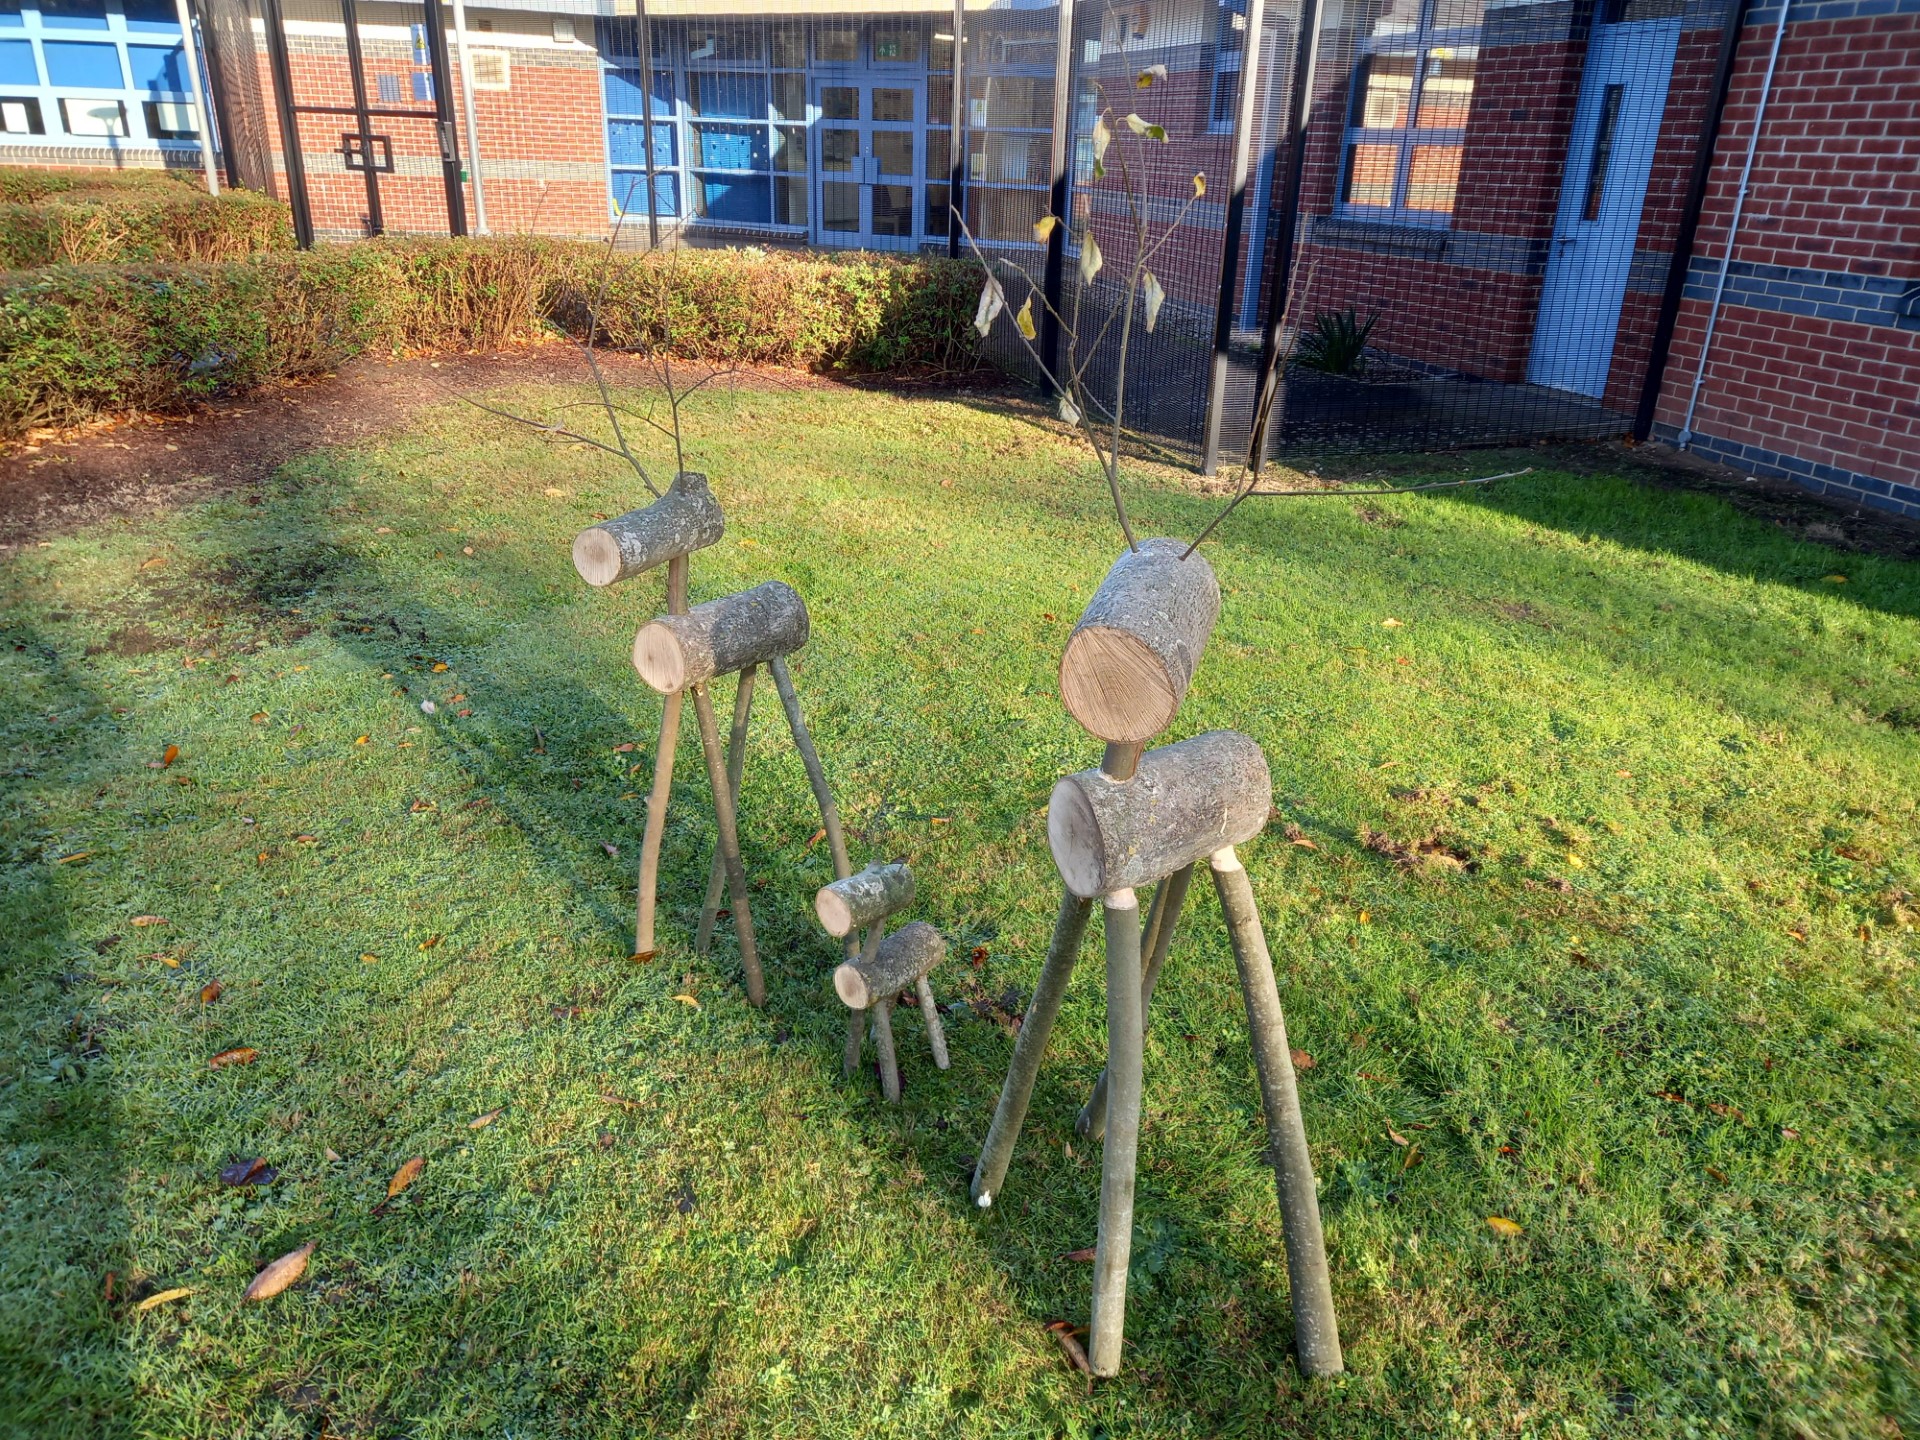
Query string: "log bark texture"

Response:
xmin=816 ymin=862 xmax=915 ymax=938
xmin=632 ymin=554 xmax=690 ymax=956
xmin=1212 ymin=847 xmax=1343 ymax=1376
xmin=871 ymin=999 xmax=901 ymax=1102
xmin=634 ymin=581 xmax=809 ymax=695
xmin=769 ymin=657 xmax=852 ymax=900
xmin=834 ymin=920 xmax=944 ymax=1010
xmin=1059 ymin=538 xmax=1221 ymax=744
xmin=696 ymin=665 xmax=754 ymax=956
xmin=916 ymin=976 xmax=950 ymax=1070
xmin=1048 ymin=730 xmax=1271 ymax=897
xmin=1088 ymin=888 xmax=1144 ymax=1377
xmin=692 ymin=682 xmax=763 ymax=1006
xmin=1078 ymin=861 xmax=1194 ymax=1141
xmin=573 ymin=471 xmax=724 ymax=587
xmin=843 ymin=919 xmax=885 ymax=1076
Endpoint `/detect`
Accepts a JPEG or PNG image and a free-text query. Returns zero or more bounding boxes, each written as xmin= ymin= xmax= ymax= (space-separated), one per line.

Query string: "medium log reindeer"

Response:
xmin=574 ymin=474 xmax=851 ymax=1006
xmin=968 ymin=538 xmax=1343 ymax=1380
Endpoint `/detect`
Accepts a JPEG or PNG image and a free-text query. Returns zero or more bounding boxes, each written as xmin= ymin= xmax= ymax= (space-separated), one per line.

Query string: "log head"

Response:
xmin=572 ymin=472 xmax=724 ymax=588
xmin=833 ymin=921 xmax=945 ymax=1009
xmin=815 ymin=861 xmax=915 ymax=938
xmin=632 ymin=580 xmax=810 ymax=694
xmin=1048 ymin=730 xmax=1271 ymax=897
xmin=1058 ymin=538 xmax=1221 ymax=744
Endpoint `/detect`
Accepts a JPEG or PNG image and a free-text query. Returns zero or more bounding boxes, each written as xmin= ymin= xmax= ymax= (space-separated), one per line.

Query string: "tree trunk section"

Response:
xmin=573 ymin=471 xmax=725 ymax=587
xmin=816 ymin=861 xmax=915 ymax=938
xmin=1059 ymin=538 xmax=1221 ymax=744
xmin=1049 ymin=730 xmax=1271 ymax=897
xmin=834 ymin=921 xmax=943 ymax=1010
xmin=634 ymin=582 xmax=809 ymax=695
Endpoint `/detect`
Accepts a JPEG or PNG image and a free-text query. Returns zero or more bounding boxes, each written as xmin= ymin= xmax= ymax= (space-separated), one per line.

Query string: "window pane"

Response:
xmin=612 ymin=170 xmax=677 ymax=217
xmin=926 ymin=126 xmax=950 ymax=179
xmin=694 ymin=173 xmax=770 ymax=224
xmin=690 ymin=123 xmax=767 ymax=172
xmin=773 ymin=123 xmax=806 ymax=172
xmin=873 ymin=183 xmax=913 ymax=236
xmin=974 ymin=131 xmax=1048 ymax=185
xmin=966 ymin=186 xmax=1044 ymax=245
xmin=605 ymin=67 xmax=672 ymax=118
xmin=44 ymin=40 xmax=123 ymax=88
xmin=1341 ymin=142 xmax=1398 ymax=207
xmin=873 ymin=129 xmax=912 ymax=177
xmin=40 ymin=0 xmax=108 ymax=29
xmin=123 ymin=0 xmax=179 ymax=32
xmin=128 ymin=42 xmax=187 ymax=94
xmin=822 ymin=180 xmax=859 ymax=232
xmin=608 ymin=116 xmax=674 ymax=167
xmin=929 ymin=74 xmax=952 ymax=121
xmin=872 ymin=23 xmax=919 ymax=64
xmin=0 ymin=38 xmax=33 ymax=83
xmin=689 ymin=72 xmax=766 ymax=119
xmin=930 ymin=32 xmax=953 ymax=71
xmin=1581 ymin=83 xmax=1624 ymax=221
xmin=0 ymin=96 xmax=46 ymax=132
xmin=968 ymin=76 xmax=1050 ymax=130
xmin=820 ymin=126 xmax=857 ymax=173
xmin=872 ymin=86 xmax=913 ymax=122
xmin=774 ymin=175 xmax=808 ymax=226
xmin=771 ymin=72 xmax=805 ymax=121
xmin=770 ymin=24 xmax=804 ymax=69
xmin=1415 ymin=46 xmax=1475 ymax=128
xmin=925 ymin=182 xmax=950 ymax=237
xmin=820 ymin=84 xmax=856 ymax=120
xmin=1405 ymin=143 xmax=1461 ymax=211
xmin=1429 ymin=0 xmax=1487 ymax=30
xmin=687 ymin=27 xmax=760 ymax=65
xmin=61 ymin=96 xmax=126 ymax=134
xmin=1366 ymin=0 xmax=1424 ymax=42
xmin=1349 ymin=52 xmax=1415 ymax=129
xmin=816 ymin=26 xmax=858 ymax=63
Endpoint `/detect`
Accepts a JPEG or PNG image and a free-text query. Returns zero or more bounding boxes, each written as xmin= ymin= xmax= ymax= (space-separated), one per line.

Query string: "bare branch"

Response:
xmin=1180 ymin=469 xmax=1533 ymax=559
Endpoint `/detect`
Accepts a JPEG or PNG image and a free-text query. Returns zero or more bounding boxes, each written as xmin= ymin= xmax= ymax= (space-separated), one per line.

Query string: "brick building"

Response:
xmin=0 ymin=0 xmax=1912 ymax=510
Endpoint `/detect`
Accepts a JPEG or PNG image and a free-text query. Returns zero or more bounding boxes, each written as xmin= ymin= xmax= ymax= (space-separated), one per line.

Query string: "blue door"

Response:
xmin=1526 ymin=17 xmax=1680 ymax=398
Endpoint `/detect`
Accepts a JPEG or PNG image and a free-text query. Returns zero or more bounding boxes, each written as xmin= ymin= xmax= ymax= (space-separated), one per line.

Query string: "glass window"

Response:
xmin=872 ymin=23 xmax=919 ymax=64
xmin=122 ymin=0 xmax=178 ymax=32
xmin=690 ymin=121 xmax=766 ymax=171
xmin=925 ymin=181 xmax=951 ymax=237
xmin=772 ymin=123 xmax=805 ymax=172
xmin=774 ymin=175 xmax=807 ymax=226
xmin=1581 ymin=82 xmax=1624 ymax=221
xmin=819 ymin=84 xmax=856 ymax=121
xmin=39 ymin=0 xmax=108 ymax=29
xmin=60 ymin=94 xmax=125 ymax=133
xmin=872 ymin=86 xmax=912 ymax=122
xmin=0 ymin=37 xmax=34 ymax=82
xmin=43 ymin=39 xmax=122 ymax=87
xmin=689 ymin=71 xmax=766 ymax=120
xmin=126 ymin=41 xmax=185 ymax=94
xmin=693 ymin=174 xmax=770 ymax=224
xmin=771 ymin=72 xmax=805 ymax=122
xmin=143 ymin=98 xmax=196 ymax=137
xmin=608 ymin=116 xmax=673 ymax=168
xmin=1338 ymin=0 xmax=1481 ymax=223
xmin=769 ymin=23 xmax=804 ymax=69
xmin=686 ymin=26 xmax=760 ymax=65
xmin=816 ymin=26 xmax=857 ymax=63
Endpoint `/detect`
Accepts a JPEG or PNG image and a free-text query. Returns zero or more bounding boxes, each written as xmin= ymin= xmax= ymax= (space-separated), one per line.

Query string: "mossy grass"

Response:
xmin=2 ymin=382 xmax=1915 ymax=1437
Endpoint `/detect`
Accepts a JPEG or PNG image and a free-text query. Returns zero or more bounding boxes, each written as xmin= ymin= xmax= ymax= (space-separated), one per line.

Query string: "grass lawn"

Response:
xmin=2 ymin=377 xmax=1916 ymax=1439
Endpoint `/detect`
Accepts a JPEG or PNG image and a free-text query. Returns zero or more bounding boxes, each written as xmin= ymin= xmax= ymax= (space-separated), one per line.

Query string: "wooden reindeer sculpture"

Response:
xmin=574 ymin=474 xmax=851 ymax=1006
xmin=817 ymin=862 xmax=950 ymax=1102
xmin=968 ymin=538 xmax=1343 ymax=1380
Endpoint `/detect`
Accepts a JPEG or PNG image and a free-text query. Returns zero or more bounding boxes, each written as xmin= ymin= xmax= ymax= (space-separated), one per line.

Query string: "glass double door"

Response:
xmin=813 ymin=76 xmax=922 ymax=251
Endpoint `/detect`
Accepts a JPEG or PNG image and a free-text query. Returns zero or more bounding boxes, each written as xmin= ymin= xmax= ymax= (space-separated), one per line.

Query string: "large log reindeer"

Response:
xmin=967 ymin=540 xmax=1343 ymax=1380
xmin=573 ymin=476 xmax=852 ymax=1006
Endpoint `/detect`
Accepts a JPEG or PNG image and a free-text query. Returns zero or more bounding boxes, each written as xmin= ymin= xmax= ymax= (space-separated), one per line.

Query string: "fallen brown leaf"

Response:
xmin=1291 ymin=1049 xmax=1315 ymax=1070
xmin=1044 ymin=1319 xmax=1094 ymax=1380
xmin=807 ymin=828 xmax=826 ymax=848
xmin=613 ymin=742 xmax=636 ymax=753
xmin=199 ymin=980 xmax=223 ymax=1004
xmin=1653 ymin=1090 xmax=1688 ymax=1105
xmin=468 ymin=1108 xmax=503 ymax=1130
xmin=1387 ymin=1129 xmax=1410 ymax=1147
xmin=136 ymin=1286 xmax=192 ymax=1312
xmin=208 ymin=1047 xmax=257 ymax=1069
xmin=1486 ymin=1216 xmax=1524 ymax=1237
xmin=131 ymin=915 xmax=167 ymax=927
xmin=161 ymin=744 xmax=179 ymax=768
xmin=385 ymin=1156 xmax=425 ymax=1200
xmin=1706 ymin=1102 xmax=1745 ymax=1121
xmin=243 ymin=1242 xmax=315 ymax=1301
xmin=219 ymin=1157 xmax=277 ymax=1187
xmin=1060 ymin=1247 xmax=1097 ymax=1263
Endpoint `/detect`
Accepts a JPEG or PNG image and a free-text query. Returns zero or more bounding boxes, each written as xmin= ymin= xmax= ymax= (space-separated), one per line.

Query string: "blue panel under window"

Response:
xmin=0 ymin=38 xmax=33 ymax=80
xmin=411 ymin=69 xmax=433 ymax=101
xmin=39 ymin=0 xmax=109 ymax=28
xmin=123 ymin=0 xmax=181 ymax=33
xmin=608 ymin=116 xmax=674 ymax=167
xmin=612 ymin=168 xmax=677 ymax=218
xmin=44 ymin=40 xmax=122 ymax=86
xmin=128 ymin=42 xmax=186 ymax=93
xmin=692 ymin=122 xmax=764 ymax=171
xmin=696 ymin=173 xmax=770 ymax=224
xmin=689 ymin=71 xmax=765 ymax=120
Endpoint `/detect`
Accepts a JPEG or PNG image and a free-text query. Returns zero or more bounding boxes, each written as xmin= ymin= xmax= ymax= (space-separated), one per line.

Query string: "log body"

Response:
xmin=816 ymin=862 xmax=915 ymax=938
xmin=834 ymin=921 xmax=945 ymax=1010
xmin=573 ymin=472 xmax=725 ymax=587
xmin=633 ymin=581 xmax=810 ymax=695
xmin=1059 ymin=538 xmax=1221 ymax=744
xmin=1048 ymin=730 xmax=1271 ymax=897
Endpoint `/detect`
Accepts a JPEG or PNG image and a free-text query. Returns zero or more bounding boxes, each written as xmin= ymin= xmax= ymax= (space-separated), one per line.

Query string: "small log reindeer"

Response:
xmin=816 ymin=862 xmax=950 ymax=1101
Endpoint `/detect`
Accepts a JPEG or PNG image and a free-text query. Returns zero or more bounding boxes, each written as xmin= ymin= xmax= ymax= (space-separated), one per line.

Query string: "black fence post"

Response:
xmin=418 ymin=0 xmax=468 ymax=236
xmin=948 ymin=0 xmax=965 ymax=260
xmin=1245 ymin=0 xmax=1322 ymax=471
xmin=1041 ymin=0 xmax=1076 ymax=383
xmin=1633 ymin=0 xmax=1752 ymax=441
xmin=257 ymin=0 xmax=312 ymax=248
xmin=335 ymin=0 xmax=385 ymax=236
xmin=636 ymin=0 xmax=661 ymax=248
xmin=1200 ymin=0 xmax=1272 ymax=477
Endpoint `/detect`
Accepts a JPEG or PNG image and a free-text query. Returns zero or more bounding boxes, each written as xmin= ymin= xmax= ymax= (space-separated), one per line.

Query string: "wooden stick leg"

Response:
xmin=843 ymin=919 xmax=886 ymax=1078
xmin=871 ymin=999 xmax=901 ymax=1103
xmin=1089 ymin=887 xmax=1144 ymax=1378
xmin=916 ymin=976 xmax=950 ymax=1070
xmin=768 ymin=656 xmax=851 ymax=880
xmin=696 ymin=665 xmax=755 ymax=956
xmin=634 ymin=690 xmax=683 ymax=957
xmin=1211 ymin=846 xmax=1343 ymax=1378
xmin=691 ymin=682 xmax=763 ymax=1007
xmin=970 ymin=889 xmax=1093 ymax=1207
xmin=1079 ymin=862 xmax=1195 ymax=1142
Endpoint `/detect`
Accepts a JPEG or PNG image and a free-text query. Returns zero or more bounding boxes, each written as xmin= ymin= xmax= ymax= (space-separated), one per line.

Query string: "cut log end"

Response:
xmin=1060 ymin=626 xmax=1180 ymax=744
xmin=817 ymin=890 xmax=855 ymax=939
xmin=572 ymin=528 xmax=624 ymax=588
xmin=633 ymin=620 xmax=687 ymax=695
xmin=833 ymin=961 xmax=871 ymax=1010
xmin=1047 ymin=776 xmax=1103 ymax=898
xmin=814 ymin=861 xmax=914 ymax=938
xmin=633 ymin=581 xmax=809 ymax=695
xmin=834 ymin=920 xmax=944 ymax=1011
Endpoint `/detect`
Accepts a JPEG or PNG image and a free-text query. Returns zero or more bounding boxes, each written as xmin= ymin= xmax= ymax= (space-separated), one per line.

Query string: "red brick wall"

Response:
xmin=1652 ymin=12 xmax=1920 ymax=494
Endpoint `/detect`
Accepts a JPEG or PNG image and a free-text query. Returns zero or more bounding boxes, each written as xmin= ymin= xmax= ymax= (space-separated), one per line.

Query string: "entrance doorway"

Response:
xmin=1527 ymin=16 xmax=1680 ymax=399
xmin=812 ymin=75 xmax=922 ymax=252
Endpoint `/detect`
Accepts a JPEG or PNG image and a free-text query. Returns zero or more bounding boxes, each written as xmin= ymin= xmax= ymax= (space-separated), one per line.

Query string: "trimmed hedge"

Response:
xmin=0 ymin=167 xmax=293 ymax=266
xmin=0 ymin=239 xmax=982 ymax=437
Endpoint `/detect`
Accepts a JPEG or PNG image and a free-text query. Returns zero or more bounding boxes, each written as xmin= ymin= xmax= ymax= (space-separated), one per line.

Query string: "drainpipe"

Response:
xmin=450 ymin=0 xmax=489 ymax=233
xmin=172 ymin=0 xmax=218 ymax=194
xmin=1677 ymin=0 xmax=1789 ymax=449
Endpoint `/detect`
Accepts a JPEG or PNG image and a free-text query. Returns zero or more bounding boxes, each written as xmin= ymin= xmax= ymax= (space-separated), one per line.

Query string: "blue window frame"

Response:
xmin=1336 ymin=0 xmax=1482 ymax=225
xmin=0 ymin=0 xmax=196 ymax=145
